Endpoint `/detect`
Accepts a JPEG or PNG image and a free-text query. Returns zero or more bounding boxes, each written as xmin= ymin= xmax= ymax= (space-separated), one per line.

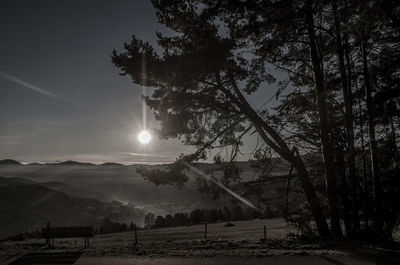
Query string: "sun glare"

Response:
xmin=138 ymin=130 xmax=151 ymax=144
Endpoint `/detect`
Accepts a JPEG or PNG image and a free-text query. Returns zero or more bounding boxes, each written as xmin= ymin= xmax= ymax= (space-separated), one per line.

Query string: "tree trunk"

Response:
xmin=339 ymin=156 xmax=353 ymax=235
xmin=389 ymin=115 xmax=399 ymax=167
xmin=246 ymin=112 xmax=331 ymax=237
xmin=292 ymin=156 xmax=332 ymax=238
xmin=332 ymin=0 xmax=360 ymax=235
xmin=360 ymin=42 xmax=383 ymax=232
xmin=358 ymin=94 xmax=370 ymax=230
xmin=219 ymin=75 xmax=331 ymax=238
xmin=305 ymin=0 xmax=342 ymax=237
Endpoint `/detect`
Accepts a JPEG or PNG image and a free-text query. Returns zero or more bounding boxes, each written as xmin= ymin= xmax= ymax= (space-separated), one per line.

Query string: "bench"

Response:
xmin=41 ymin=222 xmax=93 ymax=247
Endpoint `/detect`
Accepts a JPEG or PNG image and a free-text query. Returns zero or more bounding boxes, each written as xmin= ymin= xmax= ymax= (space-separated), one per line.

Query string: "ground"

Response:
xmin=1 ymin=219 xmax=399 ymax=264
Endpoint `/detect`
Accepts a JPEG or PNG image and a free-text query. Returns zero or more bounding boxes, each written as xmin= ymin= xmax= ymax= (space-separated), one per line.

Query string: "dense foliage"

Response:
xmin=96 ymin=218 xmax=134 ymax=235
xmin=113 ymin=0 xmax=400 ymax=239
xmin=150 ymin=206 xmax=264 ymax=229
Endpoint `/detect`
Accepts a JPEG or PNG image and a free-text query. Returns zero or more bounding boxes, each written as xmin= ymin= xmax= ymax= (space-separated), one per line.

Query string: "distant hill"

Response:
xmin=0 ymin=161 xmax=235 ymax=216
xmin=101 ymin=162 xmax=125 ymax=167
xmin=0 ymin=176 xmax=144 ymax=238
xmin=53 ymin=160 xmax=96 ymax=166
xmin=0 ymin=159 xmax=291 ymax=221
xmin=38 ymin=180 xmax=107 ymax=200
xmin=0 ymin=159 xmax=21 ymax=165
xmin=0 ymin=176 xmax=36 ymax=187
xmin=0 ymin=176 xmax=100 ymax=199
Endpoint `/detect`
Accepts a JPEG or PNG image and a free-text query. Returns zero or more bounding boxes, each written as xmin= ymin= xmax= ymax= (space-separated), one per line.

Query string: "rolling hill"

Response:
xmin=0 ymin=176 xmax=144 ymax=238
xmin=0 ymin=159 xmax=292 ymax=238
xmin=0 ymin=160 xmax=240 ymax=215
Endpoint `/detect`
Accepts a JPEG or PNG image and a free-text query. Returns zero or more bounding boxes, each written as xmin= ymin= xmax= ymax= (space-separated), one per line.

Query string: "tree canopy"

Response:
xmin=113 ymin=0 xmax=400 ymax=239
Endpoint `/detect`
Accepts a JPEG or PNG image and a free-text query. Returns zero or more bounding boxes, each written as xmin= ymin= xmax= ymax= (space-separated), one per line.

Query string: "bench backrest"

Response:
xmin=41 ymin=226 xmax=93 ymax=238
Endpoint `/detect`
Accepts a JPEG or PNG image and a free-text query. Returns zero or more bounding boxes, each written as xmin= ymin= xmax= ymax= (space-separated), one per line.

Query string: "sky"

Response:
xmin=0 ymin=0 xmax=280 ymax=164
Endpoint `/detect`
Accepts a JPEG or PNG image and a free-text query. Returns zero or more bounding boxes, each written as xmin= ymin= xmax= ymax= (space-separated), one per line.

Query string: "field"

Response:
xmin=0 ymin=219 xmax=346 ymax=259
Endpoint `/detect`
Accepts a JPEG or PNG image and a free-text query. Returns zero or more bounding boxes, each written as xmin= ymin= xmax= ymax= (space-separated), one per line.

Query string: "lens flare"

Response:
xmin=138 ymin=130 xmax=151 ymax=144
xmin=0 ymin=71 xmax=70 ymax=103
xmin=180 ymin=160 xmax=260 ymax=212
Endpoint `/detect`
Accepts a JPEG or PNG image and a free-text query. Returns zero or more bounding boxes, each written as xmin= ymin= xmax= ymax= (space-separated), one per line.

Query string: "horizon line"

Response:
xmin=0 ymin=157 xmax=255 ymax=166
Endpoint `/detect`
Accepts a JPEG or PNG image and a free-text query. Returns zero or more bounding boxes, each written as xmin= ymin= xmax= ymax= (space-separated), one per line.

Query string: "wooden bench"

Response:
xmin=41 ymin=222 xmax=93 ymax=247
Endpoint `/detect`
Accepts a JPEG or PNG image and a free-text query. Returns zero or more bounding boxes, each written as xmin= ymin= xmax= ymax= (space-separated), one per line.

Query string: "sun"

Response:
xmin=138 ymin=130 xmax=151 ymax=144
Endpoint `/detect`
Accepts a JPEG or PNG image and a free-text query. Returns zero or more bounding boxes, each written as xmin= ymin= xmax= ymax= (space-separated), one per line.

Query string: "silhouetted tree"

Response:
xmin=231 ymin=206 xmax=244 ymax=221
xmin=155 ymin=215 xmax=166 ymax=228
xmin=99 ymin=218 xmax=113 ymax=234
xmin=174 ymin=212 xmax=189 ymax=226
xmin=112 ymin=0 xmax=330 ymax=237
xmin=112 ymin=0 xmax=400 ymax=239
xmin=165 ymin=214 xmax=174 ymax=227
xmin=190 ymin=209 xmax=204 ymax=224
xmin=222 ymin=207 xmax=232 ymax=222
xmin=120 ymin=222 xmax=128 ymax=232
xmin=217 ymin=209 xmax=225 ymax=222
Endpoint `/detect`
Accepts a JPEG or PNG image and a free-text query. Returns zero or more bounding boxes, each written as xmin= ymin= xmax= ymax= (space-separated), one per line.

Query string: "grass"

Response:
xmin=1 ymin=218 xmax=399 ymax=259
xmin=0 ymin=218 xmax=344 ymax=258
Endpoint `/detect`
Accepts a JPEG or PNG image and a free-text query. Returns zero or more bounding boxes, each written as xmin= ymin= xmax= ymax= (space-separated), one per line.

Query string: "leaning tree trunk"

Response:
xmin=220 ymin=75 xmax=331 ymax=238
xmin=254 ymin=115 xmax=332 ymax=238
xmin=305 ymin=0 xmax=342 ymax=237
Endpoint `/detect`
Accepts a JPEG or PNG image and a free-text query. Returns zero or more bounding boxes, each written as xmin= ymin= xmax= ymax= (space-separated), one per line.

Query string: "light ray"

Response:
xmin=142 ymin=86 xmax=146 ymax=130
xmin=141 ymin=53 xmax=147 ymax=131
xmin=181 ymin=160 xmax=261 ymax=212
xmin=0 ymin=71 xmax=70 ymax=103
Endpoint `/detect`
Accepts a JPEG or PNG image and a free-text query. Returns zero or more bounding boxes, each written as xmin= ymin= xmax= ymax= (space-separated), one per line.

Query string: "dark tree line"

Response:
xmin=96 ymin=218 xmax=135 ymax=235
xmin=152 ymin=206 xmax=262 ymax=229
xmin=112 ymin=0 xmax=400 ymax=239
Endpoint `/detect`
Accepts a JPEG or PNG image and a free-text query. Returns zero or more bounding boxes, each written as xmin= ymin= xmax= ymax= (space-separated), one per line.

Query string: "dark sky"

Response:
xmin=0 ymin=0 xmax=279 ymax=164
